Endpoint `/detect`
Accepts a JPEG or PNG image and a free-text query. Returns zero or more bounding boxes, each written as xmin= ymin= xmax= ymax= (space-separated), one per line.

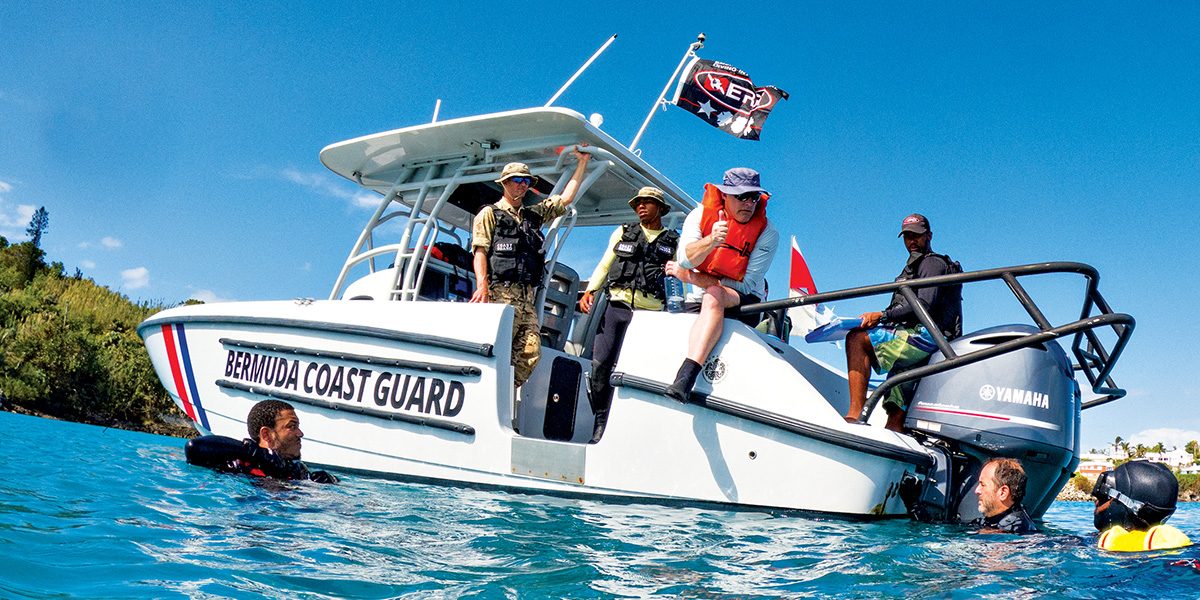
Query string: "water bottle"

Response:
xmin=664 ymin=275 xmax=685 ymax=313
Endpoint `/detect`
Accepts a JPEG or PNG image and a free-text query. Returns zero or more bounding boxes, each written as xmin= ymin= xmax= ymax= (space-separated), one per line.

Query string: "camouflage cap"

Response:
xmin=495 ymin=162 xmax=539 ymax=185
xmin=627 ymin=186 xmax=670 ymax=214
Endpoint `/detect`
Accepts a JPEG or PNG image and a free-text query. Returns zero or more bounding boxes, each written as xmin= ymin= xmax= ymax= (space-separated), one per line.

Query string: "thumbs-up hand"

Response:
xmin=711 ymin=209 xmax=728 ymax=246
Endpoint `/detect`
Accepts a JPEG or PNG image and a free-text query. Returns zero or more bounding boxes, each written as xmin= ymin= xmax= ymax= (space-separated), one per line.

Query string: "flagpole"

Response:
xmin=547 ymin=33 xmax=619 ymax=108
xmin=629 ymin=33 xmax=705 ymax=153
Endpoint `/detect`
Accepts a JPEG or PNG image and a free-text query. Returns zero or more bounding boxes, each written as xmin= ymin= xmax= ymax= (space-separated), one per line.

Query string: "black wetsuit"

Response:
xmin=184 ymin=435 xmax=337 ymax=484
xmin=973 ymin=505 xmax=1038 ymax=534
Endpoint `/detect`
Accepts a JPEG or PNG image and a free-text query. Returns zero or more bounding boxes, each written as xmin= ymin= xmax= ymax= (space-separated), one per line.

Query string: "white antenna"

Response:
xmin=432 ymin=98 xmax=442 ymax=123
xmin=629 ymin=33 xmax=705 ymax=153
xmin=545 ymin=34 xmax=618 ymax=107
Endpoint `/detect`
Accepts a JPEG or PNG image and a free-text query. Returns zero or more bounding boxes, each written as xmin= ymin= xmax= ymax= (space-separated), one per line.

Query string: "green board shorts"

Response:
xmin=868 ymin=325 xmax=936 ymax=412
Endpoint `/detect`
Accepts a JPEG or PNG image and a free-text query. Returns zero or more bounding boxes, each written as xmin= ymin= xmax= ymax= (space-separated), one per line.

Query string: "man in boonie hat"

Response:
xmin=470 ymin=149 xmax=592 ymax=388
xmin=662 ymin=167 xmax=779 ymax=403
xmin=578 ymin=186 xmax=679 ymax=440
xmin=842 ymin=212 xmax=964 ymax=432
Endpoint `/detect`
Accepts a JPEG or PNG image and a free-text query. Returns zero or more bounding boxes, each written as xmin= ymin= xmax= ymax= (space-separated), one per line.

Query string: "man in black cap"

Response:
xmin=579 ymin=186 xmax=679 ymax=439
xmin=663 ymin=167 xmax=778 ymax=402
xmin=842 ymin=213 xmax=962 ymax=431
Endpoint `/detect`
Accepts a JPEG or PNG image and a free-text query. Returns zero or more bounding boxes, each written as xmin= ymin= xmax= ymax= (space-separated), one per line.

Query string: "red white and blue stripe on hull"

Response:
xmin=159 ymin=323 xmax=211 ymax=432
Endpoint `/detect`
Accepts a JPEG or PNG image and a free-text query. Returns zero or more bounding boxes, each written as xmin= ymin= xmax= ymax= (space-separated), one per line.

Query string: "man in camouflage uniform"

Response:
xmin=470 ymin=149 xmax=591 ymax=387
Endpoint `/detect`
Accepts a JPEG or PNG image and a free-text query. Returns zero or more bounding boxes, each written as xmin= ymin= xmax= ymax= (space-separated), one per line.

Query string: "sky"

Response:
xmin=1 ymin=2 xmax=1197 ymax=452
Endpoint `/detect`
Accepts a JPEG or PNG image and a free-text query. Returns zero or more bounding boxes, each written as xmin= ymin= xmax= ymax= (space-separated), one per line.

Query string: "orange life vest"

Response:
xmin=697 ymin=183 xmax=769 ymax=281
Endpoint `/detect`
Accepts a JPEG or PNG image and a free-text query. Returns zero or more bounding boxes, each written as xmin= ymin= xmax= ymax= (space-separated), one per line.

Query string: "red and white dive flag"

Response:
xmin=671 ymin=58 xmax=788 ymax=141
xmin=789 ymin=236 xmax=817 ymax=297
xmin=787 ymin=236 xmax=832 ymax=337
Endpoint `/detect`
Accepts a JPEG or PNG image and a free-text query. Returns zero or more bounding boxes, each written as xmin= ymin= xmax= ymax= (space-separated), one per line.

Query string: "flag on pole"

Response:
xmin=671 ymin=58 xmax=789 ymax=141
xmin=789 ymin=236 xmax=817 ymax=296
xmin=786 ymin=236 xmax=833 ymax=337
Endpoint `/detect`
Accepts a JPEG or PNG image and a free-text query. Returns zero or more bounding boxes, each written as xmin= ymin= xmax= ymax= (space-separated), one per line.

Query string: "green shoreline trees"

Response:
xmin=0 ymin=211 xmax=190 ymax=436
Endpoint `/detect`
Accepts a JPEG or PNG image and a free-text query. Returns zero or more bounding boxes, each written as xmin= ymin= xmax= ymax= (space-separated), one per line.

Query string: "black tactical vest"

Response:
xmin=887 ymin=251 xmax=964 ymax=339
xmin=605 ymin=223 xmax=680 ymax=301
xmin=487 ymin=205 xmax=546 ymax=286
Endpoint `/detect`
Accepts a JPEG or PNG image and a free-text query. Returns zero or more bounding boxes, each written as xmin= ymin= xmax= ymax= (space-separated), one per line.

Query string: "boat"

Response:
xmin=139 ymin=105 xmax=1133 ymax=520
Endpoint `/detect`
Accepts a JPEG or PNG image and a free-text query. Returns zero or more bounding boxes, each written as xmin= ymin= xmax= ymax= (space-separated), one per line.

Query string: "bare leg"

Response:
xmin=885 ymin=408 xmax=907 ymax=432
xmin=666 ymin=284 xmax=741 ymax=402
xmin=687 ymin=287 xmax=736 ymax=362
xmin=844 ymin=329 xmax=874 ymax=422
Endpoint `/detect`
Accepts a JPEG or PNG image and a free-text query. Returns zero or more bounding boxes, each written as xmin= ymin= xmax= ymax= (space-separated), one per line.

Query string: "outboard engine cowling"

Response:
xmin=904 ymin=325 xmax=1081 ymax=522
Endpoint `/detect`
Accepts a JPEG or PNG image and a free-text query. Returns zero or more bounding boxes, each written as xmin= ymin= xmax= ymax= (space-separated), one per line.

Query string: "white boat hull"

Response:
xmin=140 ymin=300 xmax=930 ymax=517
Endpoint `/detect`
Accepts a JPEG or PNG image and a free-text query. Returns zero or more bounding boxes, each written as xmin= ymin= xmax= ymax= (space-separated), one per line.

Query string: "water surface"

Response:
xmin=1 ymin=412 xmax=1196 ymax=598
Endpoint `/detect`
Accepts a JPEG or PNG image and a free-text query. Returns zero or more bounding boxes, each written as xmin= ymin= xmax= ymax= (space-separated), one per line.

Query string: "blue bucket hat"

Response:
xmin=713 ymin=167 xmax=767 ymax=196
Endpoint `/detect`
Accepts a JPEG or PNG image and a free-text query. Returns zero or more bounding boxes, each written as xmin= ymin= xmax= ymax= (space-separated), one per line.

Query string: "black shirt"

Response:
xmin=882 ymin=250 xmax=963 ymax=338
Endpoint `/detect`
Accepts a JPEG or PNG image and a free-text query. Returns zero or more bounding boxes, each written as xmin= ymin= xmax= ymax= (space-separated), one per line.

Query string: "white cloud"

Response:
xmin=80 ymin=260 xmax=96 ymax=269
xmin=279 ymin=167 xmax=379 ymax=209
xmin=0 ymin=204 xmax=36 ymax=237
xmin=100 ymin=236 xmax=123 ymax=249
xmin=0 ymin=179 xmax=36 ymax=237
xmin=188 ymin=289 xmax=233 ymax=303
xmin=1127 ymin=428 xmax=1200 ymax=450
xmin=121 ymin=266 xmax=150 ymax=289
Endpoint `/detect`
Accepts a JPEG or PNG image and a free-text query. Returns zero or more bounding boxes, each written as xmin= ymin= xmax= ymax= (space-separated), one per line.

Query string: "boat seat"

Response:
xmin=564 ymin=287 xmax=608 ymax=358
xmin=540 ymin=263 xmax=580 ymax=351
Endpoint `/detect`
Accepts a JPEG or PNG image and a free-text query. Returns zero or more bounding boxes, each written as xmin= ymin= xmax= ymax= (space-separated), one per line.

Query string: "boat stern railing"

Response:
xmin=738 ymin=261 xmax=1135 ymax=421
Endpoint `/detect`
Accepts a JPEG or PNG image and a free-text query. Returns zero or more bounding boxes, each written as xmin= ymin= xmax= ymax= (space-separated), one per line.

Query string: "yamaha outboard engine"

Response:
xmin=902 ymin=325 xmax=1081 ymax=522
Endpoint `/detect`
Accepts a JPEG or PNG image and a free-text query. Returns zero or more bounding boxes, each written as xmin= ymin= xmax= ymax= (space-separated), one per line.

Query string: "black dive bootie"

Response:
xmin=588 ymin=361 xmax=614 ymax=442
xmin=664 ymin=359 xmax=702 ymax=403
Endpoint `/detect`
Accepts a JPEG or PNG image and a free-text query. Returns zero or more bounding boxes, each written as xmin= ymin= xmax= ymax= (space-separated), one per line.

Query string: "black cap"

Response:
xmin=898 ymin=213 xmax=930 ymax=237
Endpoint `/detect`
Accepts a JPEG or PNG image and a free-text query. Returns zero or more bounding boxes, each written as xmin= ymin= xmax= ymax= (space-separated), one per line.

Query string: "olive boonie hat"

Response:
xmin=713 ymin=167 xmax=767 ymax=196
xmin=627 ymin=186 xmax=670 ymax=214
xmin=495 ymin=162 xmax=539 ymax=185
xmin=899 ymin=213 xmax=930 ymax=237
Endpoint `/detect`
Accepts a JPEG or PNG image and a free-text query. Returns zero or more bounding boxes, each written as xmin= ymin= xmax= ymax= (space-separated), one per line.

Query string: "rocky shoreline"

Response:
xmin=1056 ymin=484 xmax=1199 ymax=503
xmin=1055 ymin=487 xmax=1094 ymax=502
xmin=1 ymin=404 xmax=194 ymax=438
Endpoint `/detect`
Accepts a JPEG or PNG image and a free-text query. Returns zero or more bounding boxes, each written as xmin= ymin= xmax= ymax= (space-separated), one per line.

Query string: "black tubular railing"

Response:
xmin=736 ymin=262 xmax=1135 ymax=420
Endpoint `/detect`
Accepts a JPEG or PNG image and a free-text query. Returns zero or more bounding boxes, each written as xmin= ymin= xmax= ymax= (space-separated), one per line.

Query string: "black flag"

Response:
xmin=671 ymin=58 xmax=788 ymax=141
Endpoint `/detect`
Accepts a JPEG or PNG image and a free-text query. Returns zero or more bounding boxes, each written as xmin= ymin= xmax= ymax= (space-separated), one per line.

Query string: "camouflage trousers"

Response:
xmin=490 ymin=283 xmax=541 ymax=387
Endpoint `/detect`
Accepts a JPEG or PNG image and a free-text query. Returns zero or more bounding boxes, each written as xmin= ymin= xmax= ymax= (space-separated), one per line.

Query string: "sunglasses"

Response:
xmin=734 ymin=192 xmax=760 ymax=205
xmin=508 ymin=176 xmax=533 ymax=185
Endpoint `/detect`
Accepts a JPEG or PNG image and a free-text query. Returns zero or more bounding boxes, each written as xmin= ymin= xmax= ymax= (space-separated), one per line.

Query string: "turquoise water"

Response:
xmin=1 ymin=412 xmax=1196 ymax=599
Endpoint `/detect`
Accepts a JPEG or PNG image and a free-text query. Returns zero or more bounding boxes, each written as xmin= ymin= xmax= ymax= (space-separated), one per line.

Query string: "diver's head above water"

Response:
xmin=1092 ymin=460 xmax=1178 ymax=531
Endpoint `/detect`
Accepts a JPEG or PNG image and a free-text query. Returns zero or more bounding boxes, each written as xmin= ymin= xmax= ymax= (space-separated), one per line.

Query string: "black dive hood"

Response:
xmin=1093 ymin=460 xmax=1178 ymax=531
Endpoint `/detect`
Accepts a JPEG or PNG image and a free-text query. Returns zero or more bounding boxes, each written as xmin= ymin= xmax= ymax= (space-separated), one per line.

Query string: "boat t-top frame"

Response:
xmin=320 ymin=109 xmax=698 ymax=310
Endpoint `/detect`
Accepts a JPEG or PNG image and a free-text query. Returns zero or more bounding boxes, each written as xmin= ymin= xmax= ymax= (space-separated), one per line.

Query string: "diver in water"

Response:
xmin=972 ymin=457 xmax=1038 ymax=534
xmin=185 ymin=399 xmax=337 ymax=484
xmin=1093 ymin=460 xmax=1190 ymax=551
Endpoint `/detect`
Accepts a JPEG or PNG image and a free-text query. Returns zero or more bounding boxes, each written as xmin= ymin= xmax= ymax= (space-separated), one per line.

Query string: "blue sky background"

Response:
xmin=2 ymin=2 xmax=1197 ymax=452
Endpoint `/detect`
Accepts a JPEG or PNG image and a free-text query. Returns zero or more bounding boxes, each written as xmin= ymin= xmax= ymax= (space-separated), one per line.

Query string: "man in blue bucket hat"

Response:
xmin=663 ymin=167 xmax=779 ymax=402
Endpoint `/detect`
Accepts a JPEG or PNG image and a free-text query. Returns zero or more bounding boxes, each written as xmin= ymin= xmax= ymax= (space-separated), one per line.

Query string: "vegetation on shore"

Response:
xmin=1064 ymin=470 xmax=1200 ymax=503
xmin=0 ymin=209 xmax=192 ymax=437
